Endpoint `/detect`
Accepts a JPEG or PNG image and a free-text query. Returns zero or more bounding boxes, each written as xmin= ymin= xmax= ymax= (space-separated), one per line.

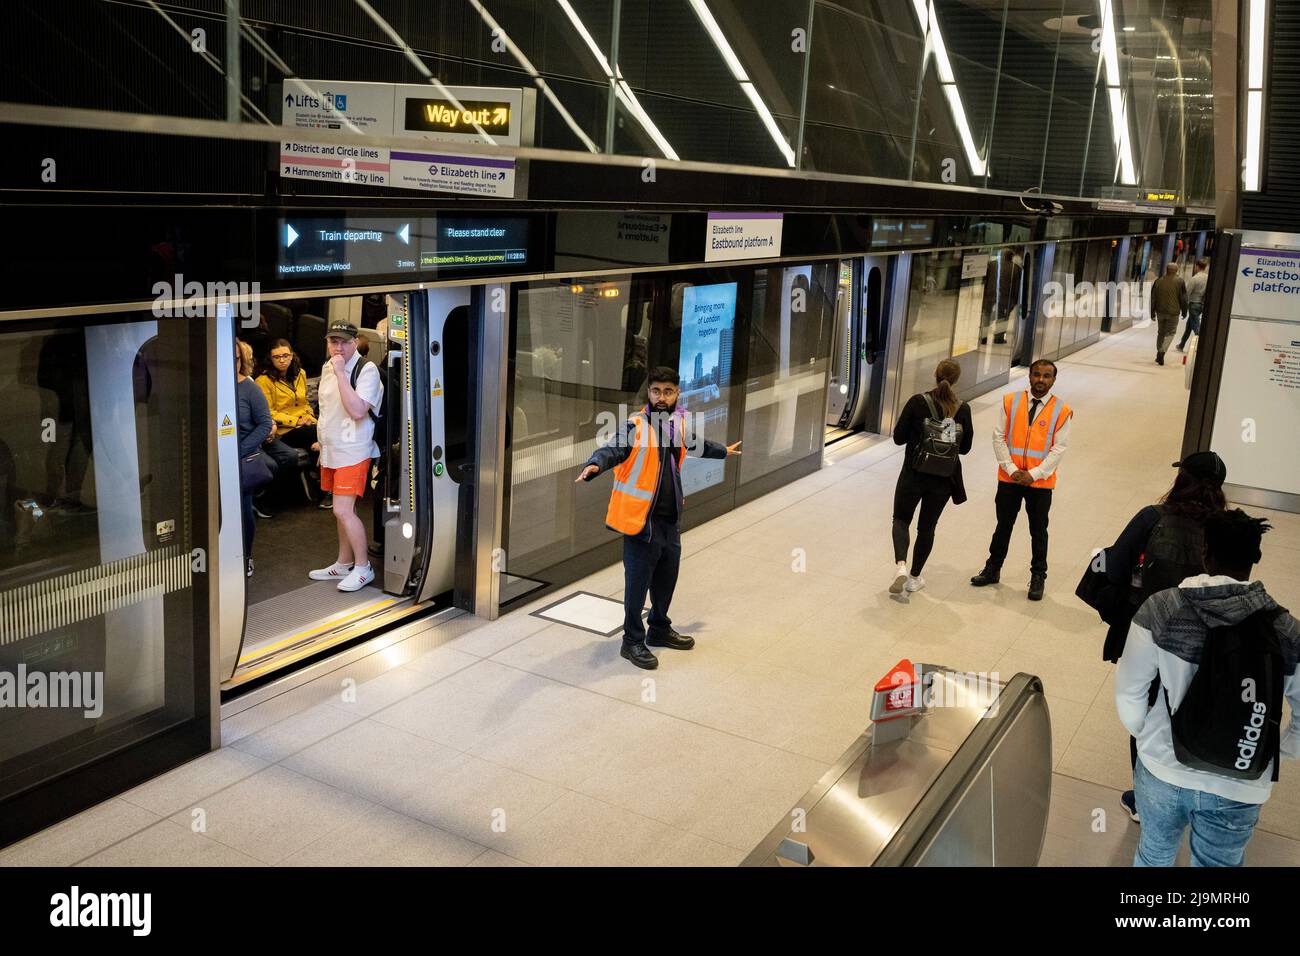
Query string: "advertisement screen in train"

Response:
xmin=677 ymin=281 xmax=737 ymax=495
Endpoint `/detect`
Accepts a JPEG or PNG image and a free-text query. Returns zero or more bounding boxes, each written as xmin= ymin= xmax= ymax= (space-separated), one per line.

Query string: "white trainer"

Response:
xmin=889 ymin=563 xmax=909 ymax=594
xmin=309 ymin=562 xmax=353 ymax=582
xmin=338 ymin=563 xmax=376 ymax=592
xmin=905 ymin=575 xmax=926 ymax=593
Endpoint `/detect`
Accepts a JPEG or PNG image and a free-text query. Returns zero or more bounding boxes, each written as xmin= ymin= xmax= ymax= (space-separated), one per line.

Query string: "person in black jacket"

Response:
xmin=236 ymin=339 xmax=273 ymax=578
xmin=1100 ymin=449 xmax=1227 ymax=823
xmin=889 ymin=359 xmax=975 ymax=596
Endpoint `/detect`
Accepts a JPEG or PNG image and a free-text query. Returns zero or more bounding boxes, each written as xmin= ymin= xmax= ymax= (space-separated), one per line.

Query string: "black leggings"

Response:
xmin=892 ymin=476 xmax=949 ymax=577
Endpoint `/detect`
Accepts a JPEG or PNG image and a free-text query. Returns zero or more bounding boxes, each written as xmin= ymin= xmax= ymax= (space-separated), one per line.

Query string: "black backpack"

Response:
xmin=349 ymin=357 xmax=385 ymax=434
xmin=1139 ymin=510 xmax=1205 ymax=599
xmin=1166 ymin=607 xmax=1287 ymax=781
xmin=911 ymin=393 xmax=962 ymax=477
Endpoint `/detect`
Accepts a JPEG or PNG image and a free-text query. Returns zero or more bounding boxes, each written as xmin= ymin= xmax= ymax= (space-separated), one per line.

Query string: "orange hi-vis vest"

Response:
xmin=605 ymin=409 xmax=688 ymax=536
xmin=999 ymin=391 xmax=1072 ymax=490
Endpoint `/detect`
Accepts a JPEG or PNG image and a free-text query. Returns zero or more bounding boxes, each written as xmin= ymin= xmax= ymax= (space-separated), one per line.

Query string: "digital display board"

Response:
xmin=871 ymin=217 xmax=935 ymax=248
xmin=402 ymin=98 xmax=514 ymax=137
xmin=677 ymin=282 xmax=737 ymax=495
xmin=276 ymin=215 xmax=529 ymax=279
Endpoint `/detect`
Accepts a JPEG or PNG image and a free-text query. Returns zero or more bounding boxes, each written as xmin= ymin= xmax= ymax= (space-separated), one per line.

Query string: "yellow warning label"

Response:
xmin=219 ymin=426 xmax=236 ymax=437
xmin=432 ymin=377 xmax=442 ymax=398
xmin=221 ymin=414 xmax=232 ymax=427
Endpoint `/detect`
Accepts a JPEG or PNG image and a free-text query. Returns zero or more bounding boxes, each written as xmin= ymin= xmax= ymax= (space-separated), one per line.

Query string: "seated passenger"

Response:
xmin=256 ymin=339 xmax=318 ymax=453
xmin=356 ymin=331 xmax=371 ymax=358
xmin=1116 ymin=509 xmax=1300 ymax=867
xmin=255 ymin=339 xmax=317 ymax=514
xmin=236 ymin=339 xmax=273 ymax=576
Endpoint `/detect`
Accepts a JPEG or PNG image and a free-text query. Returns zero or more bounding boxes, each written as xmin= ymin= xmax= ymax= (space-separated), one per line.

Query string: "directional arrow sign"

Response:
xmin=493 ymin=107 xmax=508 ymax=124
xmin=1242 ymin=267 xmax=1254 ymax=277
xmin=397 ymin=223 xmax=410 ymax=245
xmin=285 ymin=224 xmax=299 ymax=247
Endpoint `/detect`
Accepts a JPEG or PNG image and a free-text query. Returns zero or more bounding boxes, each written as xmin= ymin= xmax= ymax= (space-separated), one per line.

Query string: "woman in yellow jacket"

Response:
xmin=256 ymin=338 xmax=318 ymax=464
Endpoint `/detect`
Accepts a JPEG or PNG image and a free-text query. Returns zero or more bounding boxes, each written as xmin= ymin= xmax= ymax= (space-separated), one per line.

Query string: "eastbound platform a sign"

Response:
xmin=1232 ymin=247 xmax=1300 ymax=321
xmin=279 ymin=80 xmax=532 ymax=198
xmin=704 ymin=212 xmax=783 ymax=262
xmin=1209 ymin=236 xmax=1300 ymax=502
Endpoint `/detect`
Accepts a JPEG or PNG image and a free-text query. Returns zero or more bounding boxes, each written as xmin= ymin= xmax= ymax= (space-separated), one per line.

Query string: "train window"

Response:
xmin=741 ymin=263 xmax=835 ymax=484
xmin=505 ymin=277 xmax=647 ymax=582
xmin=864 ymin=265 xmax=882 ymax=358
xmin=442 ymin=305 xmax=469 ymax=484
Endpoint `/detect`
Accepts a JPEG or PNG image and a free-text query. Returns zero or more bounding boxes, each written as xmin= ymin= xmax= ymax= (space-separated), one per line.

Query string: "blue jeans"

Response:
xmin=1177 ymin=303 xmax=1202 ymax=349
xmin=1132 ymin=758 xmax=1261 ymax=867
xmin=622 ymin=519 xmax=681 ymax=646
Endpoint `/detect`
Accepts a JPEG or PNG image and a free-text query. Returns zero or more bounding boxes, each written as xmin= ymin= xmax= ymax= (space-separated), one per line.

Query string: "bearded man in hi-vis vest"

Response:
xmin=577 ymin=367 xmax=742 ymax=670
xmin=970 ymin=359 xmax=1072 ymax=601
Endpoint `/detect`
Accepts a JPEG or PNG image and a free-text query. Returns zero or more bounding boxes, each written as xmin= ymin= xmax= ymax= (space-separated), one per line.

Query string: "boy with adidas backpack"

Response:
xmin=1116 ymin=508 xmax=1300 ymax=867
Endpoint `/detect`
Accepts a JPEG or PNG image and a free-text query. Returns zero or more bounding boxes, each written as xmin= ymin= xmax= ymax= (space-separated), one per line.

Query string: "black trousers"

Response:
xmin=987 ymin=482 xmax=1053 ymax=577
xmin=622 ymin=519 xmax=681 ymax=646
xmin=892 ymin=473 xmax=949 ymax=576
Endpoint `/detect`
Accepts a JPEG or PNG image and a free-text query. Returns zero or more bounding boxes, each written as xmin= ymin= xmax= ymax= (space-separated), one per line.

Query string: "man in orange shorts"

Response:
xmin=309 ymin=320 xmax=384 ymax=592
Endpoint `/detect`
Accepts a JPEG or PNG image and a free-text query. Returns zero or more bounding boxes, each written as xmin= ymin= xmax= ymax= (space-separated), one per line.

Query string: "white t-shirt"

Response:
xmin=317 ymin=352 xmax=383 ymax=469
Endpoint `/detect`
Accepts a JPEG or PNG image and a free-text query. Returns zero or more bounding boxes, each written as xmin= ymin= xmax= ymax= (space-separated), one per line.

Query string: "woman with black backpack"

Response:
xmin=1100 ymin=450 xmax=1228 ymax=822
xmin=889 ymin=359 xmax=974 ymax=596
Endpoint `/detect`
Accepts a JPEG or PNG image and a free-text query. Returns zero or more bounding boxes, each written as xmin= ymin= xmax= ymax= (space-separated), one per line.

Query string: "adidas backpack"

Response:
xmin=1167 ymin=607 xmax=1286 ymax=781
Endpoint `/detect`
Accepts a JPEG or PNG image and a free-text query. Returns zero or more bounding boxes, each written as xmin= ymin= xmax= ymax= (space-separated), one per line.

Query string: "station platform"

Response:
xmin=4 ymin=322 xmax=1299 ymax=867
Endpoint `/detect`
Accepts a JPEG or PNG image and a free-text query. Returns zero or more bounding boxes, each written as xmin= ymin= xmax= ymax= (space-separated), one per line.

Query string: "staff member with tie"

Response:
xmin=970 ymin=359 xmax=1073 ymax=601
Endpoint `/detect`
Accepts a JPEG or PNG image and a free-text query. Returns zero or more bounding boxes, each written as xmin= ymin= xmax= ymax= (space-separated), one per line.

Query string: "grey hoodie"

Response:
xmin=1116 ymin=575 xmax=1300 ymax=803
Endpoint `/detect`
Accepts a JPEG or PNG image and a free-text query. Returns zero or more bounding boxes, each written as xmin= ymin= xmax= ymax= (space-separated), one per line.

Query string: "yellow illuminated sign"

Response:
xmin=405 ymin=99 xmax=512 ymax=135
xmin=1145 ymin=191 xmax=1177 ymax=203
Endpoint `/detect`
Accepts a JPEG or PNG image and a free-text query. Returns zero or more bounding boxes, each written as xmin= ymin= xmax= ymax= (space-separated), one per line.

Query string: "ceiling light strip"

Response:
xmin=909 ymin=0 xmax=987 ymax=177
xmin=688 ymin=0 xmax=795 ymax=167
xmin=1243 ymin=0 xmax=1267 ymax=191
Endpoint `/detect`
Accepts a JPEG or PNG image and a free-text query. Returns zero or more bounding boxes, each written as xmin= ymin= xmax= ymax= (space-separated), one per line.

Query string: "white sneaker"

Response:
xmin=905 ymin=575 xmax=926 ymax=593
xmin=338 ymin=563 xmax=375 ymax=592
xmin=889 ymin=563 xmax=909 ymax=594
xmin=309 ymin=561 xmax=353 ymax=582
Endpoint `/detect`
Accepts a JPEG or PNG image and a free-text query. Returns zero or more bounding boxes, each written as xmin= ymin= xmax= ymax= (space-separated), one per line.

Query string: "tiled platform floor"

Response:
xmin=5 ymin=322 xmax=1299 ymax=867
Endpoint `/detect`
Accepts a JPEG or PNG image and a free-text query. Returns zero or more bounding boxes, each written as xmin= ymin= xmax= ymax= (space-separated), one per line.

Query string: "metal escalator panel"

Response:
xmin=743 ymin=668 xmax=1051 ymax=867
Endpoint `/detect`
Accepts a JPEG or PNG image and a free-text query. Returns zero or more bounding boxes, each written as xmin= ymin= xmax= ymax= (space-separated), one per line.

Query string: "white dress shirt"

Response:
xmin=317 ymin=351 xmax=383 ymax=469
xmin=992 ymin=388 xmax=1071 ymax=481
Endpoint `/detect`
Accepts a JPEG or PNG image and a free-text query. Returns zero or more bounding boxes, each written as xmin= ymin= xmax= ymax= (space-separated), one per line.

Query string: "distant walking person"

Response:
xmin=1117 ymin=509 xmax=1300 ymax=867
xmin=889 ymin=359 xmax=974 ymax=596
xmin=1176 ymin=258 xmax=1209 ymax=352
xmin=1151 ymin=263 xmax=1188 ymax=365
xmin=576 ymin=367 xmax=741 ymax=670
xmin=970 ymin=360 xmax=1072 ymax=601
